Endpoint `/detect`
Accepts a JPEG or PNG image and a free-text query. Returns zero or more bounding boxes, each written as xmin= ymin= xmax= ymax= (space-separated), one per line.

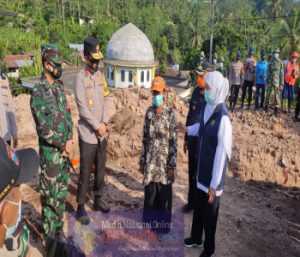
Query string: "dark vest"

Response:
xmin=197 ymin=103 xmax=229 ymax=191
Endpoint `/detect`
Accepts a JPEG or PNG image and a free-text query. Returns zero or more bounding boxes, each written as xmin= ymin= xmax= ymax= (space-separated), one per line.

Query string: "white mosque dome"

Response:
xmin=105 ymin=23 xmax=156 ymax=65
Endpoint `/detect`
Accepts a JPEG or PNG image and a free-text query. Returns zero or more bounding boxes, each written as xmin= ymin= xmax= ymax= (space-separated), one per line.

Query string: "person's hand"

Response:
xmin=139 ymin=165 xmax=144 ymax=175
xmin=13 ymin=135 xmax=18 ymax=148
xmin=62 ymin=151 xmax=69 ymax=158
xmin=167 ymin=169 xmax=175 ymax=182
xmin=65 ymin=139 xmax=74 ymax=154
xmin=97 ymin=123 xmax=107 ymax=137
xmin=176 ymin=122 xmax=187 ymax=133
xmin=184 ymin=141 xmax=188 ymax=154
xmin=208 ymin=187 xmax=216 ymax=204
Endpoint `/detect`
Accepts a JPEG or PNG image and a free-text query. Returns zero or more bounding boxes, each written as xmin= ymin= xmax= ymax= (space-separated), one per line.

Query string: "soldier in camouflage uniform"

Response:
xmin=265 ymin=48 xmax=285 ymax=114
xmin=212 ymin=53 xmax=219 ymax=71
xmin=30 ymin=44 xmax=73 ymax=238
xmin=217 ymin=57 xmax=227 ymax=77
xmin=139 ymin=76 xmax=177 ymax=233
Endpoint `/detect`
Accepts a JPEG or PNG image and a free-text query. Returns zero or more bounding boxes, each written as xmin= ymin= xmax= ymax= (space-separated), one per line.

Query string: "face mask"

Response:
xmin=212 ymin=59 xmax=217 ymax=64
xmin=204 ymin=90 xmax=214 ymax=105
xmin=0 ymin=200 xmax=22 ymax=239
xmin=88 ymin=57 xmax=100 ymax=73
xmin=48 ymin=63 xmax=62 ymax=79
xmin=219 ymin=63 xmax=224 ymax=69
xmin=152 ymin=95 xmax=164 ymax=107
xmin=200 ymin=57 xmax=204 ymax=62
xmin=293 ymin=58 xmax=297 ymax=63
xmin=273 ymin=53 xmax=279 ymax=60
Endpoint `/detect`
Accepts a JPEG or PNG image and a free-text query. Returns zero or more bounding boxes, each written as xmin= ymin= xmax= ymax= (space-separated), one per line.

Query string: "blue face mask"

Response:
xmin=0 ymin=200 xmax=22 ymax=238
xmin=152 ymin=95 xmax=164 ymax=107
xmin=204 ymin=90 xmax=214 ymax=105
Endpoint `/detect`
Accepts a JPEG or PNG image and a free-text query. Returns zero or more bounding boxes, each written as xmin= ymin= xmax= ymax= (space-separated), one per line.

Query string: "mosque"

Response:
xmin=104 ymin=23 xmax=158 ymax=89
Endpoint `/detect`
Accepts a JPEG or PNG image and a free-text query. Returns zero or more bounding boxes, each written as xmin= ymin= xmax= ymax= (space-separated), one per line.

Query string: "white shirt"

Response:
xmin=187 ymin=106 xmax=232 ymax=196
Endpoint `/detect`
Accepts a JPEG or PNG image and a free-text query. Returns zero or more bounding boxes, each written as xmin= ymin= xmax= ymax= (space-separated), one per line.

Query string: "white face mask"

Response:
xmin=219 ymin=63 xmax=224 ymax=69
xmin=213 ymin=59 xmax=217 ymax=64
xmin=273 ymin=53 xmax=279 ymax=60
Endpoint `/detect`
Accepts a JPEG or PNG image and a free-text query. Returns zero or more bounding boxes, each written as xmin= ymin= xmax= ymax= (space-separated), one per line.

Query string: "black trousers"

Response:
xmin=295 ymin=88 xmax=300 ymax=118
xmin=230 ymin=84 xmax=240 ymax=110
xmin=143 ymin=182 xmax=172 ymax=233
xmin=77 ymin=138 xmax=107 ymax=205
xmin=255 ymin=83 xmax=266 ymax=109
xmin=187 ymin=136 xmax=198 ymax=208
xmin=241 ymin=80 xmax=254 ymax=107
xmin=191 ymin=188 xmax=220 ymax=255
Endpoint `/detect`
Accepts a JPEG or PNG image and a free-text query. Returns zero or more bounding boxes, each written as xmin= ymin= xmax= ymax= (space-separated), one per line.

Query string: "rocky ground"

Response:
xmin=14 ymin=89 xmax=300 ymax=257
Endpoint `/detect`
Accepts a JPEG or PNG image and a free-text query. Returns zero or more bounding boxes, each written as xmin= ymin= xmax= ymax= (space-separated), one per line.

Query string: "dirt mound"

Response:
xmin=106 ymin=88 xmax=188 ymax=169
xmin=13 ymin=91 xmax=300 ymax=187
xmin=230 ymin=110 xmax=300 ymax=187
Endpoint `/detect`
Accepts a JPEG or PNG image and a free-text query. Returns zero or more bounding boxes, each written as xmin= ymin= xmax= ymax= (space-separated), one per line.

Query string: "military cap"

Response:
xmin=41 ymin=43 xmax=64 ymax=64
xmin=84 ymin=37 xmax=103 ymax=60
xmin=273 ymin=48 xmax=280 ymax=53
xmin=200 ymin=51 xmax=205 ymax=58
xmin=261 ymin=50 xmax=266 ymax=56
xmin=249 ymin=46 xmax=255 ymax=53
xmin=213 ymin=53 xmax=218 ymax=59
xmin=237 ymin=51 xmax=242 ymax=58
xmin=0 ymin=138 xmax=39 ymax=202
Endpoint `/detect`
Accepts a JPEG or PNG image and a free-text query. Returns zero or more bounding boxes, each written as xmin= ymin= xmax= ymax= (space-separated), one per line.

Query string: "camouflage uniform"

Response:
xmin=30 ymin=77 xmax=73 ymax=236
xmin=265 ymin=58 xmax=284 ymax=111
xmin=139 ymin=106 xmax=177 ymax=185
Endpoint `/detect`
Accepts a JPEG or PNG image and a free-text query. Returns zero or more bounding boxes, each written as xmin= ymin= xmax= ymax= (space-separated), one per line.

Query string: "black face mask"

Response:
xmin=47 ymin=63 xmax=62 ymax=79
xmin=87 ymin=57 xmax=100 ymax=73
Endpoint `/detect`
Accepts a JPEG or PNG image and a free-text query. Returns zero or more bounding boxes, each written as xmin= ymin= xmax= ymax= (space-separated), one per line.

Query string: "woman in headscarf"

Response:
xmin=177 ymin=71 xmax=232 ymax=257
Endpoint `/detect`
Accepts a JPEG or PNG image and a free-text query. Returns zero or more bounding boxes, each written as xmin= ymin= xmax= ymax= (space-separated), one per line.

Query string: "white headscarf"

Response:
xmin=203 ymin=71 xmax=229 ymax=124
xmin=204 ymin=71 xmax=231 ymax=159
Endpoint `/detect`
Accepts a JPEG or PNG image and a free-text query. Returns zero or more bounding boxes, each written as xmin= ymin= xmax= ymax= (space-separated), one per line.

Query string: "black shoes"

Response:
xmin=94 ymin=197 xmax=110 ymax=213
xmin=294 ymin=117 xmax=300 ymax=122
xmin=184 ymin=237 xmax=203 ymax=248
xmin=76 ymin=204 xmax=91 ymax=225
xmin=200 ymin=251 xmax=212 ymax=257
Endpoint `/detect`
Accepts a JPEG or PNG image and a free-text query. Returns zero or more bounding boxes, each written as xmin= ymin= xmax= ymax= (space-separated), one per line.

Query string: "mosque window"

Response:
xmin=141 ymin=71 xmax=144 ymax=83
xmin=129 ymin=71 xmax=133 ymax=82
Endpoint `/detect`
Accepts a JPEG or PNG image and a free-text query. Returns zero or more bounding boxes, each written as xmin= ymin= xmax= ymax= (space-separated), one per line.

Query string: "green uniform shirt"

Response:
xmin=267 ymin=58 xmax=284 ymax=87
xmin=30 ymin=77 xmax=73 ymax=152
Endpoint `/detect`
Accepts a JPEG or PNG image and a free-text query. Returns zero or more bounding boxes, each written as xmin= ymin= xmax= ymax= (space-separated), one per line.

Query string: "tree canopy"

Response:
xmin=0 ymin=0 xmax=299 ymax=74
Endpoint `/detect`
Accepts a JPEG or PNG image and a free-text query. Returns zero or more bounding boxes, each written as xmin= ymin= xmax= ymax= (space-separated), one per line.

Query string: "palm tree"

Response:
xmin=277 ymin=9 xmax=300 ymax=52
xmin=188 ymin=19 xmax=203 ymax=49
xmin=266 ymin=0 xmax=283 ymax=18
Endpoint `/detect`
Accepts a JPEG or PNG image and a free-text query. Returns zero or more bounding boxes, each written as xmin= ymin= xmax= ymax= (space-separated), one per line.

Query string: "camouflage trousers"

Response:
xmin=39 ymin=145 xmax=69 ymax=236
xmin=265 ymin=84 xmax=281 ymax=108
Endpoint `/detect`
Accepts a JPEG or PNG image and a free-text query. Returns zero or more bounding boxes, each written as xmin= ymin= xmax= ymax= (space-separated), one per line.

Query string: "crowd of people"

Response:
xmin=1 ymin=38 xmax=298 ymax=257
xmin=196 ymin=47 xmax=300 ymax=118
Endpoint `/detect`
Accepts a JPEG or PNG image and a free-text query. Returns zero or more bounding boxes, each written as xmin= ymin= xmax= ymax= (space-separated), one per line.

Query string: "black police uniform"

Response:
xmin=185 ymin=86 xmax=206 ymax=209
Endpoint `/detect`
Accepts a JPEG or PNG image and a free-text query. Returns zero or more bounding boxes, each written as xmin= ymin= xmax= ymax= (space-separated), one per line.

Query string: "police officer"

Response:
xmin=30 ymin=44 xmax=74 ymax=239
xmin=182 ymin=67 xmax=207 ymax=213
xmin=74 ymin=37 xmax=110 ymax=224
xmin=0 ymin=66 xmax=18 ymax=148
